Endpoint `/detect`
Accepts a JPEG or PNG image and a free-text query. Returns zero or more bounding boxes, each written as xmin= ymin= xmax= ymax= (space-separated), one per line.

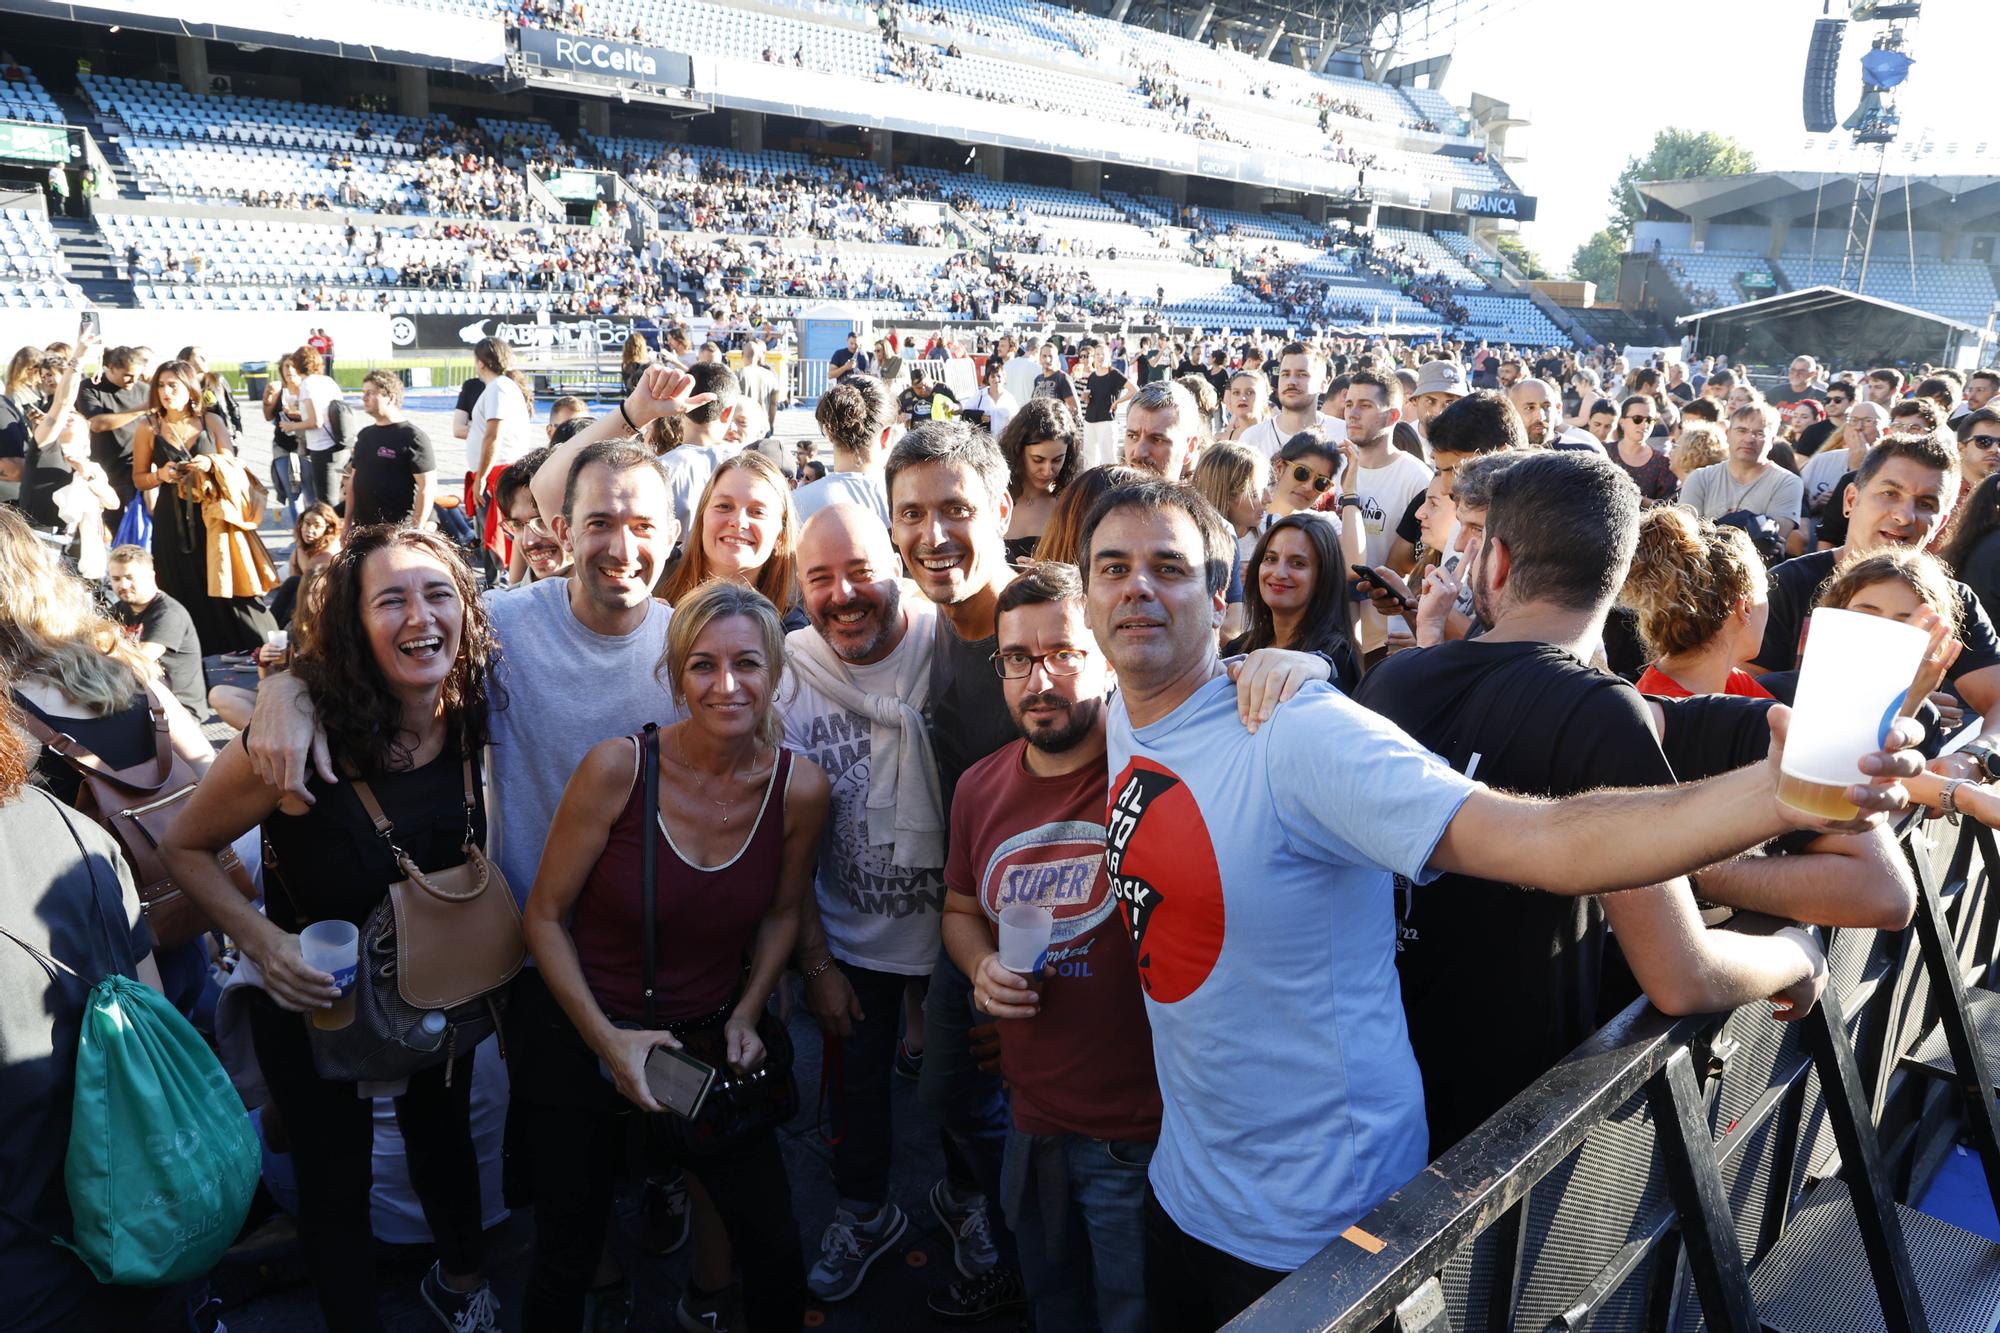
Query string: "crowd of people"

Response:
xmin=6 ymin=313 xmax=1995 ymax=1333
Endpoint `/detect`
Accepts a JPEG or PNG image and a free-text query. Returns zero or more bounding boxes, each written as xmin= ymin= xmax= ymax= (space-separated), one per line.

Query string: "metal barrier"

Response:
xmin=1229 ymin=813 xmax=2000 ymax=1333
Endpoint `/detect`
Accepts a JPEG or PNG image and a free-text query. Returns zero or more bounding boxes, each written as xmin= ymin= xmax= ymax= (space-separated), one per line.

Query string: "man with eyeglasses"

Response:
xmin=1773 ymin=354 xmax=1828 ymax=418
xmin=941 ymin=559 xmax=1161 ymax=1333
xmin=1679 ymin=402 xmax=1803 ymax=535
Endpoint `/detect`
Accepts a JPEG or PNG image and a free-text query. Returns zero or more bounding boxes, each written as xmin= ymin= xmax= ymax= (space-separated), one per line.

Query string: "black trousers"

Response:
xmin=1144 ymin=1185 xmax=1288 ymax=1333
xmin=248 ymin=991 xmax=484 ymax=1333
xmin=508 ymin=969 xmax=807 ymax=1333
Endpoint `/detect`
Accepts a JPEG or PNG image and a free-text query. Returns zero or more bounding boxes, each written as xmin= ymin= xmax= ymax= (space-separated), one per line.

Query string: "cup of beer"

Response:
xmin=300 ymin=919 xmax=360 ymax=1031
xmin=1778 ymin=607 xmax=1930 ymax=820
xmin=997 ymin=904 xmax=1054 ymax=977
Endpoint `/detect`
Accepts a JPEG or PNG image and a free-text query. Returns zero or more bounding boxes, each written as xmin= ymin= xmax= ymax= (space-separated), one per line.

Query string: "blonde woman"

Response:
xmin=660 ymin=451 xmax=801 ymax=626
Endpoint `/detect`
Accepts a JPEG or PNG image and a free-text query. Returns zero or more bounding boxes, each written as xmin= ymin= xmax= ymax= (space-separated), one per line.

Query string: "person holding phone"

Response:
xmin=520 ymin=580 xmax=827 ymax=1332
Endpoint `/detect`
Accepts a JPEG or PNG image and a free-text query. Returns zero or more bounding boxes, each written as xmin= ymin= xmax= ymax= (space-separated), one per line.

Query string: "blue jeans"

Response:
xmin=919 ymin=939 xmax=1016 ymax=1268
xmin=1005 ymin=1131 xmax=1153 ymax=1333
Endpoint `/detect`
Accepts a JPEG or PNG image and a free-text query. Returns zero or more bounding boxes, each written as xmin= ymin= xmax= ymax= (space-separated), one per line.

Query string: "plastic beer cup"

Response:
xmin=1778 ymin=608 xmax=1929 ymax=821
xmin=300 ymin=919 xmax=360 ymax=1031
xmin=997 ymin=904 xmax=1054 ymax=977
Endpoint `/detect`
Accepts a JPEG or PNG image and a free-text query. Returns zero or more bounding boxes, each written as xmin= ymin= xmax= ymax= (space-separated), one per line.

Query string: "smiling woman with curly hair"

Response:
xmin=160 ymin=522 xmax=506 ymax=1330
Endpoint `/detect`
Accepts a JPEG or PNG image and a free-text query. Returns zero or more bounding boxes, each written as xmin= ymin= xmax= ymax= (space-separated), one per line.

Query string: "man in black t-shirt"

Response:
xmin=347 ymin=371 xmax=435 ymax=528
xmin=1795 ymin=378 xmax=1852 ymax=458
xmin=1029 ymin=342 xmax=1077 ymax=417
xmin=1357 ymin=451 xmax=1827 ymax=1155
xmin=830 ymin=331 xmax=872 ymax=383
xmin=1752 ymin=434 xmax=2000 ymax=791
xmin=451 ymin=373 xmax=484 ymax=470
xmin=106 ymin=546 xmax=206 ymax=716
xmin=897 ymin=369 xmax=957 ymax=427
xmin=1081 ymin=343 xmax=1130 ymax=470
xmin=76 ymin=347 xmax=151 ymax=509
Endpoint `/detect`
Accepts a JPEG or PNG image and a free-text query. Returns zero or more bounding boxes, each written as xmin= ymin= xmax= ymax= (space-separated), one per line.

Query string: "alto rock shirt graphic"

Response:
xmin=1105 ymin=675 xmax=1475 ymax=1271
xmin=1104 ymin=761 xmax=1225 ymax=1004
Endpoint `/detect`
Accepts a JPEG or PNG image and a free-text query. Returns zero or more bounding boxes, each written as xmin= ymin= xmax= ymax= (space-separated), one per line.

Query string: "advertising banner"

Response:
xmin=1451 ymin=188 xmax=1538 ymax=222
xmin=391 ymin=312 xmax=666 ymax=353
xmin=514 ymin=27 xmax=693 ymax=88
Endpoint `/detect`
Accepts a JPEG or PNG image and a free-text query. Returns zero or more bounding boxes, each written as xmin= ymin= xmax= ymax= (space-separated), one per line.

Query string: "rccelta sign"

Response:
xmin=1451 ymin=188 xmax=1538 ymax=222
xmin=514 ymin=27 xmax=693 ymax=87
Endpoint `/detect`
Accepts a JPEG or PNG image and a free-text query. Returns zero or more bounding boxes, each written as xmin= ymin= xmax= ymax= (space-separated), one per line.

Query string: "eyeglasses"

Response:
xmin=1290 ymin=464 xmax=1334 ymax=492
xmin=1969 ymin=435 xmax=2000 ymax=452
xmin=991 ymin=648 xmax=1091 ymax=679
xmin=1624 ymin=415 xmax=1655 ymax=425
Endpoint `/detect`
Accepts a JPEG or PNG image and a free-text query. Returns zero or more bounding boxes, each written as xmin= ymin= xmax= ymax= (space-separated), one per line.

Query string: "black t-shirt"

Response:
xmin=453 ymin=376 xmax=485 ymax=417
xmin=111 ymin=593 xmax=205 ymax=716
xmin=0 ymin=789 xmax=151 ymax=1332
xmin=898 ymin=383 xmax=958 ymax=423
xmin=1356 ymin=639 xmax=1675 ymax=1154
xmin=1795 ymin=419 xmax=1838 ymax=458
xmin=257 ymin=730 xmax=486 ymax=933
xmin=1173 ymin=357 xmax=1202 ymax=380
xmin=347 ymin=421 xmax=436 ymax=527
xmin=830 ymin=348 xmax=871 ymax=377
xmin=1814 ymin=471 xmax=1859 ymax=547
xmin=75 ymin=376 xmax=149 ymax=474
xmin=12 ymin=690 xmax=158 ymax=809
xmin=1753 ymin=546 xmax=2000 ymax=683
xmin=927 ymin=613 xmax=1016 ymax=829
xmin=1651 ymin=694 xmax=1779 ymax=783
xmin=0 ymin=393 xmax=29 ymax=463
xmin=1031 ymin=371 xmax=1076 ymax=404
xmin=1084 ymin=370 xmax=1128 ymax=423
xmin=1204 ymin=367 xmax=1231 ymax=403
xmin=1137 ymin=351 xmax=1165 ymax=386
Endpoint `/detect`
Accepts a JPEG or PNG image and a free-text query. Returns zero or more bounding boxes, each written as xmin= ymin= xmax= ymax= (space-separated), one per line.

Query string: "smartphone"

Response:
xmin=644 ymin=1044 xmax=717 ymax=1120
xmin=78 ymin=311 xmax=100 ymax=340
xmin=1350 ymin=563 xmax=1417 ymax=612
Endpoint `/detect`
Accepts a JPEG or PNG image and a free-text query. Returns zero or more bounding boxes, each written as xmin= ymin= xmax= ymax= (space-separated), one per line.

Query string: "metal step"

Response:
xmin=1747 ymin=1178 xmax=2000 ymax=1333
xmin=1900 ymin=985 xmax=2000 ymax=1086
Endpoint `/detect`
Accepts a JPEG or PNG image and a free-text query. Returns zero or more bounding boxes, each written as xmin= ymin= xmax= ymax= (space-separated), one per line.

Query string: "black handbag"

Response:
xmin=636 ymin=723 xmax=799 ymax=1158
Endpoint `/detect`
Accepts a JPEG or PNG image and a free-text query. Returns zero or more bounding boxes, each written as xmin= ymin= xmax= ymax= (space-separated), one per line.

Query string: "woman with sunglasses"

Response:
xmin=1610 ymin=395 xmax=1676 ymax=504
xmin=1268 ymin=432 xmax=1342 ymax=518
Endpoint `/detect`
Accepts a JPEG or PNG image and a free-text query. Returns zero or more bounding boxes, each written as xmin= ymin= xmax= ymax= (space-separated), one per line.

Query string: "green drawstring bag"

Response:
xmin=0 ymin=800 xmax=259 ymax=1287
xmin=64 ymin=969 xmax=261 ymax=1284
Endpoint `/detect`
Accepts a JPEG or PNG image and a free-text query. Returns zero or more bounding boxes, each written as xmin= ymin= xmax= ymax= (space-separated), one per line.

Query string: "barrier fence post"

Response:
xmin=1646 ymin=1046 xmax=1761 ymax=1333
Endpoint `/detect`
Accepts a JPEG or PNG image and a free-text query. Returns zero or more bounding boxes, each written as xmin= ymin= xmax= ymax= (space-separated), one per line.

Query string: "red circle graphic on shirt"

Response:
xmin=1104 ymin=757 xmax=1225 ymax=1004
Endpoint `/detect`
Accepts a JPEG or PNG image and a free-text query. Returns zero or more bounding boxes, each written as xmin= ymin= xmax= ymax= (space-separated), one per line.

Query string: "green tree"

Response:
xmin=1569 ymin=227 xmax=1625 ymax=291
xmin=1608 ymin=128 xmax=1758 ymax=239
xmin=1493 ymin=233 xmax=1550 ymax=280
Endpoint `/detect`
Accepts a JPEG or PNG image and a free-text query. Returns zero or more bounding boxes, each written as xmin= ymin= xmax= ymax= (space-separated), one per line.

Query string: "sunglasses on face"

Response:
xmin=1969 ymin=435 xmax=2000 ymax=452
xmin=1290 ymin=464 xmax=1333 ymax=492
xmin=1624 ymin=415 xmax=1655 ymax=425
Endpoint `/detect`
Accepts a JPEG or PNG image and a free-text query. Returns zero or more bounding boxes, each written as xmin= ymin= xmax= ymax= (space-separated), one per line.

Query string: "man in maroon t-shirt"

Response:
xmin=942 ymin=560 xmax=1161 ymax=1333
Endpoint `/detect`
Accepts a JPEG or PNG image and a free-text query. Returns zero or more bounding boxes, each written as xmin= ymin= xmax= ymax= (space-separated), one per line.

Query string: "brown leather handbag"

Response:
xmin=352 ymin=760 xmax=525 ymax=1010
xmin=17 ymin=703 xmax=256 ymax=948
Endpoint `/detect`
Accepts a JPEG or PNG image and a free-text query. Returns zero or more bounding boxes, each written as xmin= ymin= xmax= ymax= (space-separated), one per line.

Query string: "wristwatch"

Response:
xmin=1957 ymin=744 xmax=2000 ymax=782
xmin=1337 ymin=494 xmax=1363 ymax=509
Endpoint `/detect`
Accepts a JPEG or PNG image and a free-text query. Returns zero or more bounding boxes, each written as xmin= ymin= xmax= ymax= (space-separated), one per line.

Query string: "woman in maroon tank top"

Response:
xmin=523 ymin=580 xmax=830 ymax=1332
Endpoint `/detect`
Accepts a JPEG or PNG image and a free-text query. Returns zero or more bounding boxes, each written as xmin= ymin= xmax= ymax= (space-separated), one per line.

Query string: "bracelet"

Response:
xmin=618 ymin=400 xmax=639 ymax=433
xmin=800 ymin=956 xmax=837 ymax=980
xmin=1337 ymin=494 xmax=1363 ymax=509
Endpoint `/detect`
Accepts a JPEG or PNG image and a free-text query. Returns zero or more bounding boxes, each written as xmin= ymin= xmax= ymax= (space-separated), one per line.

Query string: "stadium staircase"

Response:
xmin=49 ymin=214 xmax=133 ymax=306
xmin=46 ymin=87 xmax=143 ymax=198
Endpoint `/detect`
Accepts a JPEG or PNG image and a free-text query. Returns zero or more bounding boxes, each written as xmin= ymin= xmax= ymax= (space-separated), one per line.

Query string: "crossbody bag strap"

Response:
xmin=642 ymin=723 xmax=660 ymax=1031
xmin=346 ymin=775 xmax=399 ymax=842
xmin=15 ymin=704 xmax=175 ymax=793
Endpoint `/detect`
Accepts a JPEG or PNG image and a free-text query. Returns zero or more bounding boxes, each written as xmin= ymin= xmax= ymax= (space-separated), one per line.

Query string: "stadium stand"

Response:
xmin=1778 ymin=253 xmax=1998 ymax=325
xmin=0 ymin=59 xmax=63 ymax=124
xmin=0 ymin=206 xmax=88 ymax=307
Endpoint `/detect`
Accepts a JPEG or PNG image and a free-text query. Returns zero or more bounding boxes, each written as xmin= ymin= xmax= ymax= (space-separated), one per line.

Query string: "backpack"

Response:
xmin=0 ymin=795 xmax=260 ymax=1286
xmin=324 ymin=396 xmax=356 ymax=450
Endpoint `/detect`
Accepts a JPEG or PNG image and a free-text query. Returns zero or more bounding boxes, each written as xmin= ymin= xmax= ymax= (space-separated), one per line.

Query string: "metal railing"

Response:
xmin=1229 ymin=809 xmax=2000 ymax=1332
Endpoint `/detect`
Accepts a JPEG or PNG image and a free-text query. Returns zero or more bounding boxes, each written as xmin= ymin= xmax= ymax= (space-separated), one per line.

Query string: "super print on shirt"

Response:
xmin=977 ymin=818 xmax=1120 ymax=980
xmin=1104 ymin=758 xmax=1226 ymax=1005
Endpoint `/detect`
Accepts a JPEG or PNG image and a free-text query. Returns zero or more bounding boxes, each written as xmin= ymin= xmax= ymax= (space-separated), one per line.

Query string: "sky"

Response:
xmin=1426 ymin=0 xmax=1994 ymax=274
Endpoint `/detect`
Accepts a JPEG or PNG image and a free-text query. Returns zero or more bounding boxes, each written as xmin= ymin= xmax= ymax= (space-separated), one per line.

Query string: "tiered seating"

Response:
xmin=1652 ymin=248 xmax=1775 ymax=308
xmin=561 ymin=0 xmax=885 ymax=75
xmin=902 ymin=167 xmax=1123 ymax=223
xmin=1400 ymin=85 xmax=1471 ymax=137
xmin=1778 ymin=253 xmax=1998 ymax=326
xmin=1458 ymin=295 xmax=1562 ymax=346
xmin=1187 ymin=207 xmax=1314 ymax=243
xmin=1373 ymin=226 xmax=1485 ymax=288
xmin=477 ymin=115 xmax=583 ymax=163
xmin=83 ymin=74 xmax=428 ymax=155
xmin=0 ymin=208 xmax=85 ymax=308
xmin=0 ymin=62 xmax=64 ymax=125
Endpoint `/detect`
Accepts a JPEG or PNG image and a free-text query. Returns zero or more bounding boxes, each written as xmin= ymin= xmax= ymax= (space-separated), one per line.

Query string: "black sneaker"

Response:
xmin=418 ymin=1263 xmax=502 ymax=1333
xmin=642 ymin=1171 xmax=692 ymax=1255
xmin=926 ymin=1264 xmax=1028 ymax=1324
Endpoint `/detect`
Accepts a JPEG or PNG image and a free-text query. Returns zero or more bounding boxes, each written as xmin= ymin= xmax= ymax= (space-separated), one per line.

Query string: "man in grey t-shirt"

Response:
xmin=1679 ymin=402 xmax=1804 ymax=534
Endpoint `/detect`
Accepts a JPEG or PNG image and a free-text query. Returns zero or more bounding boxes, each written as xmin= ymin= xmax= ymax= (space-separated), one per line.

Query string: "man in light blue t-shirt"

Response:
xmin=1078 ymin=477 xmax=1922 ymax=1331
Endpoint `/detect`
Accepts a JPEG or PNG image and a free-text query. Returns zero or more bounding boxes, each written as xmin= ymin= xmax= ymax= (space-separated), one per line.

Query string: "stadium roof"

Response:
xmin=1676 ymin=284 xmax=1994 ymax=368
xmin=1637 ymin=172 xmax=2000 ymax=236
xmin=1083 ymin=0 xmax=1524 ymax=67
